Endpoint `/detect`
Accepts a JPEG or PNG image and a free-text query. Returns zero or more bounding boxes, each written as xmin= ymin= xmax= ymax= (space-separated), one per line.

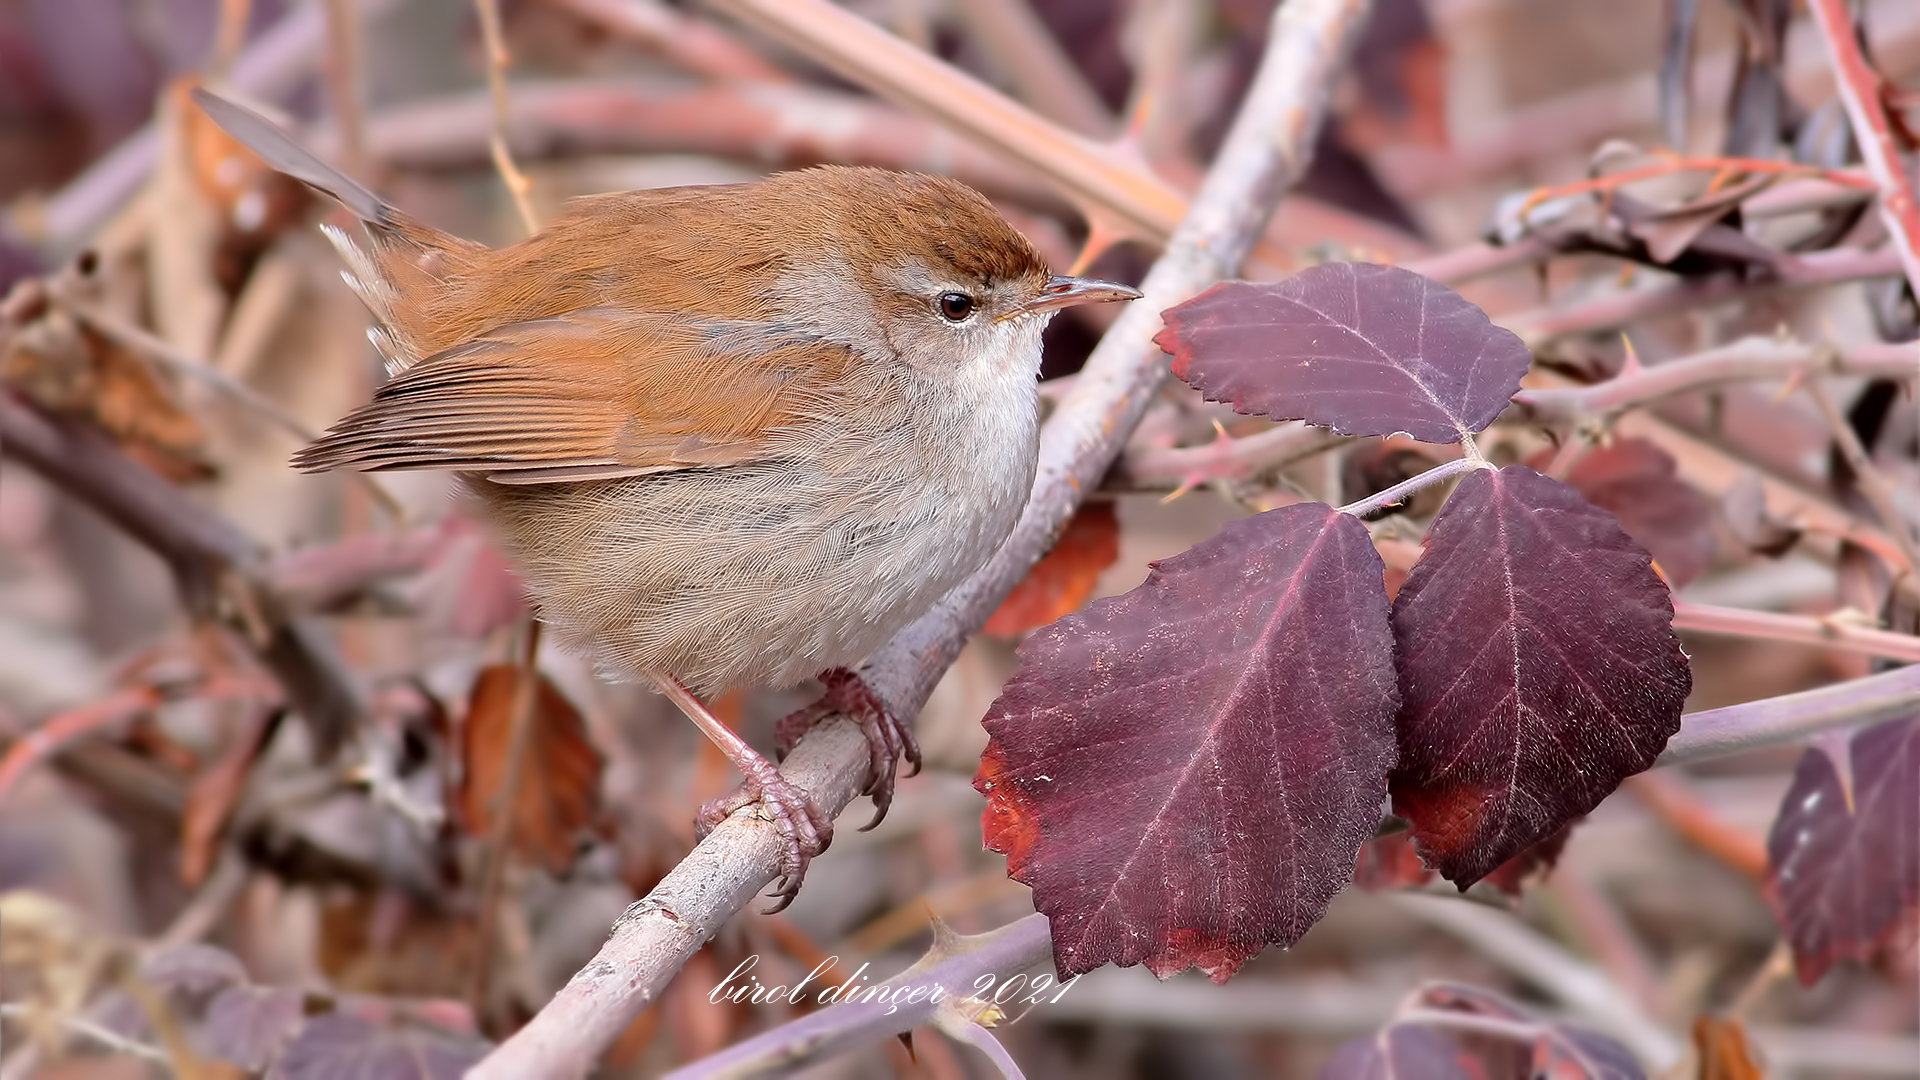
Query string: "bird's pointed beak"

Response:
xmin=1016 ymin=274 xmax=1143 ymax=316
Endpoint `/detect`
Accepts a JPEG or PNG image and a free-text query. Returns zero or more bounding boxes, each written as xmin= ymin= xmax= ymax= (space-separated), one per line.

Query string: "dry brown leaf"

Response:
xmin=455 ymin=663 xmax=604 ymax=872
xmin=1693 ymin=1015 xmax=1764 ymax=1080
xmin=983 ymin=501 xmax=1120 ymax=637
xmin=317 ymin=891 xmax=478 ymax=999
xmin=175 ymin=78 xmax=311 ymax=293
xmin=1 ymin=279 xmax=213 ymax=482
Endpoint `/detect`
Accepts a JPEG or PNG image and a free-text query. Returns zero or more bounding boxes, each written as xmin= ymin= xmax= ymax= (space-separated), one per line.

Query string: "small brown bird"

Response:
xmin=192 ymin=89 xmax=1138 ymax=905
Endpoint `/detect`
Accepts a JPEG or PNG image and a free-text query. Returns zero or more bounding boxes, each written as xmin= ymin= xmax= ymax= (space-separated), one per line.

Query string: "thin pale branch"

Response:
xmin=465 ymin=3 xmax=1373 ymax=1076
xmin=1387 ymin=894 xmax=1681 ymax=1067
xmin=0 ymin=1003 xmax=172 ymax=1068
xmin=363 ymin=79 xmax=1064 ymax=212
xmin=1507 ymin=338 xmax=1920 ymax=426
xmin=1657 ymin=661 xmax=1920 ymax=766
xmin=1507 ymin=246 xmax=1904 ymax=345
xmin=659 ymin=915 xmax=1053 ymax=1080
xmin=1612 ymin=411 xmax=1915 ymax=593
xmin=700 ymin=0 xmax=1292 ymax=273
xmin=321 ymin=0 xmax=367 ymax=179
xmin=29 ymin=0 xmax=402 ymax=257
xmin=471 ymin=0 xmax=540 ymax=236
xmin=0 ymin=392 xmax=365 ymax=757
xmin=537 ymin=0 xmax=791 ymax=83
xmin=956 ymin=0 xmax=1114 ymax=136
xmin=1110 ymin=421 xmax=1344 ymax=491
xmin=1337 ymin=456 xmax=1484 ymax=518
xmin=1672 ymin=599 xmax=1920 ymax=665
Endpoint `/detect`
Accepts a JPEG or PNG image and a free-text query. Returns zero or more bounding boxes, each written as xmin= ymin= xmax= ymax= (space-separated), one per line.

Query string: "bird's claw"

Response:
xmin=696 ymin=758 xmax=834 ymax=913
xmin=775 ymin=668 xmax=921 ymax=830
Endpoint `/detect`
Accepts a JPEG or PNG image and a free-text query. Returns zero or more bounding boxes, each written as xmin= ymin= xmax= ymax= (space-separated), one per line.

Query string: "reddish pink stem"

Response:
xmin=1808 ymin=0 xmax=1920 ymax=298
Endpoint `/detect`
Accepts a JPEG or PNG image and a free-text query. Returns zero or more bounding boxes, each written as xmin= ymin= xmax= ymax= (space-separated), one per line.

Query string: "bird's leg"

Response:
xmin=774 ymin=668 xmax=922 ymax=830
xmin=645 ymin=672 xmax=832 ymax=912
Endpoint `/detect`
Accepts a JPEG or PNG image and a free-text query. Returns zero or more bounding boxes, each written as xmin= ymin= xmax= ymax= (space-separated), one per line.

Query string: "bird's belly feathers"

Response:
xmin=468 ymin=401 xmax=1038 ymax=694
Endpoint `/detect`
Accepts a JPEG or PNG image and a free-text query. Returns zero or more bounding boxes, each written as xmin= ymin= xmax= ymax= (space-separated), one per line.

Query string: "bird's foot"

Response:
xmin=774 ymin=668 xmax=922 ymax=830
xmin=696 ymin=756 xmax=834 ymax=913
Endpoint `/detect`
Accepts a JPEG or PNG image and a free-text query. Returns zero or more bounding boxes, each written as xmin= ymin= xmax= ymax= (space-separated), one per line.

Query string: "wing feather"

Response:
xmin=292 ymin=307 xmax=853 ymax=481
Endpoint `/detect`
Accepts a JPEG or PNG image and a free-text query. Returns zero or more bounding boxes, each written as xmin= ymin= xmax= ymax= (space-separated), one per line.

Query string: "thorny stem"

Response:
xmin=1112 ymin=421 xmax=1344 ymax=492
xmin=1336 ymin=455 xmax=1481 ymax=518
xmin=1506 ymin=337 xmax=1920 ymax=427
xmin=946 ymin=1021 xmax=1030 ymax=1080
xmin=1657 ymin=661 xmax=1920 ymax=767
xmin=1808 ymin=0 xmax=1920 ymax=299
xmin=658 ymin=915 xmax=1054 ymax=1080
xmin=1510 ymin=154 xmax=1875 ymax=220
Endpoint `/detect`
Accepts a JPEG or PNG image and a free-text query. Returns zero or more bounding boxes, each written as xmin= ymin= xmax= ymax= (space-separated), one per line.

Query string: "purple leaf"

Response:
xmin=1767 ymin=714 xmax=1920 ymax=985
xmin=1390 ymin=466 xmax=1690 ymax=885
xmin=275 ymin=1013 xmax=490 ymax=1080
xmin=1413 ymin=984 xmax=1644 ymax=1080
xmin=1558 ymin=439 xmax=1715 ymax=588
xmin=140 ymin=943 xmax=247 ymax=997
xmin=1318 ymin=1025 xmax=1474 ymax=1079
xmin=1155 ymin=263 xmax=1532 ymax=444
xmin=978 ymin=503 xmax=1399 ymax=980
xmin=199 ymin=985 xmax=305 ymax=1070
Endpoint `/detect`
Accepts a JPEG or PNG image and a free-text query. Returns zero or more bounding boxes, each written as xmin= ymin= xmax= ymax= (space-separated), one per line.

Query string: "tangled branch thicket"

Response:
xmin=0 ymin=1 xmax=1915 ymax=1078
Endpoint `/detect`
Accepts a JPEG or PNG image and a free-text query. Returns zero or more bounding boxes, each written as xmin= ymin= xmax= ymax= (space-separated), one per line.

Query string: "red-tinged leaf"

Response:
xmin=275 ymin=1013 xmax=489 ymax=1080
xmin=1154 ymin=263 xmax=1531 ymax=444
xmin=456 ymin=664 xmax=604 ymax=872
xmin=1390 ymin=466 xmax=1690 ymax=886
xmin=1355 ymin=829 xmax=1436 ymax=891
xmin=984 ymin=501 xmax=1121 ymax=637
xmin=1317 ymin=1024 xmax=1474 ymax=1079
xmin=1355 ymin=819 xmax=1577 ymax=897
xmin=1480 ymin=819 xmax=1578 ymax=898
xmin=1416 ymin=984 xmax=1644 ymax=1080
xmin=1554 ymin=439 xmax=1715 ymax=587
xmin=1766 ymin=714 xmax=1920 ymax=985
xmin=977 ymin=502 xmax=1399 ymax=980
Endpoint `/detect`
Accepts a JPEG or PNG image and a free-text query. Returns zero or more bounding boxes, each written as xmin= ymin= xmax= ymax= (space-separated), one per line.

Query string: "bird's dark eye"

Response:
xmin=937 ymin=292 xmax=976 ymax=322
